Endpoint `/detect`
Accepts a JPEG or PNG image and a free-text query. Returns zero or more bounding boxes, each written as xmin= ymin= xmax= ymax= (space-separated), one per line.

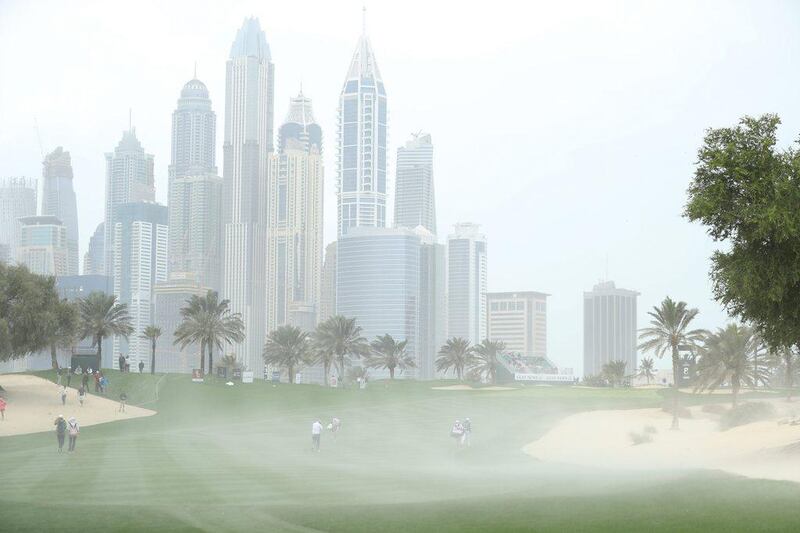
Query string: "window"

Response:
xmin=343 ymin=169 xmax=357 ymax=192
xmin=343 ymin=123 xmax=357 ymax=145
xmin=344 ymin=80 xmax=358 ymax=94
xmin=343 ymin=98 xmax=357 ymax=122
xmin=343 ymin=146 xmax=357 ymax=169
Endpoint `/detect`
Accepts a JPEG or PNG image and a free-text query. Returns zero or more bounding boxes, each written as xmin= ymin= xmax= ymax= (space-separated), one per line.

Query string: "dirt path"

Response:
xmin=0 ymin=374 xmax=156 ymax=437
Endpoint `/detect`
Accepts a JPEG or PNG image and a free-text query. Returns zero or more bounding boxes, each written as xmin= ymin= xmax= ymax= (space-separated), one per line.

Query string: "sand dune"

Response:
xmin=0 ymin=374 xmax=156 ymax=437
xmin=523 ymin=400 xmax=800 ymax=483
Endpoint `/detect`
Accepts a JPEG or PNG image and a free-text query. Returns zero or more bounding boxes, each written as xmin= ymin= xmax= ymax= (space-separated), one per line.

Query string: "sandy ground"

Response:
xmin=524 ymin=400 xmax=800 ymax=483
xmin=0 ymin=374 xmax=156 ymax=437
xmin=431 ymin=385 xmax=516 ymax=391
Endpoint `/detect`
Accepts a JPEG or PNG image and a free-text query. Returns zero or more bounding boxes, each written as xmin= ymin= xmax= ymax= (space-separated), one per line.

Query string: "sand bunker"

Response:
xmin=0 ymin=374 xmax=155 ymax=437
xmin=524 ymin=400 xmax=800 ymax=484
xmin=432 ymin=385 xmax=516 ymax=391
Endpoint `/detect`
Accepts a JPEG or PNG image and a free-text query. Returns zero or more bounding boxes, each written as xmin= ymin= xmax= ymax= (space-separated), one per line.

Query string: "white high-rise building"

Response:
xmin=222 ymin=18 xmax=274 ymax=376
xmin=168 ymin=76 xmax=221 ymax=290
xmin=336 ymin=15 xmax=388 ymax=236
xmin=104 ymin=129 xmax=155 ymax=278
xmin=111 ymin=202 xmax=168 ymax=371
xmin=83 ymin=222 xmax=104 ymax=275
xmin=319 ymin=242 xmax=337 ymax=322
xmin=154 ymin=273 xmax=209 ymax=374
xmin=0 ymin=177 xmax=37 ymax=263
xmin=447 ymin=223 xmax=487 ymax=345
xmin=416 ymin=226 xmax=446 ymax=380
xmin=583 ymin=281 xmax=639 ymax=378
xmin=16 ymin=215 xmax=69 ymax=276
xmin=42 ymin=147 xmax=79 ymax=275
xmin=395 ymin=133 xmax=435 ymax=235
xmin=267 ymin=92 xmax=324 ymax=333
xmin=487 ymin=292 xmax=548 ymax=358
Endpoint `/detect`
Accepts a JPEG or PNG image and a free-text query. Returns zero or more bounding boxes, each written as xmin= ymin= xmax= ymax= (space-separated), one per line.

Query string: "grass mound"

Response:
xmin=719 ymin=402 xmax=776 ymax=430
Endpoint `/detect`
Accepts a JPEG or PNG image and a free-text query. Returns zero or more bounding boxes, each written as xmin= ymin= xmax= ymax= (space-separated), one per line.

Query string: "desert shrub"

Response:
xmin=662 ymin=405 xmax=692 ymax=418
xmin=582 ymin=374 xmax=608 ymax=387
xmin=643 ymin=425 xmax=658 ymax=434
xmin=719 ymin=402 xmax=776 ymax=430
xmin=701 ymin=403 xmax=728 ymax=415
xmin=629 ymin=430 xmax=653 ymax=445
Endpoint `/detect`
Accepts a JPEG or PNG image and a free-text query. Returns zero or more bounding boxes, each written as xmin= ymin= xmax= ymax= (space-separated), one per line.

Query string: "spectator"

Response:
xmin=60 ymin=386 xmax=67 ymax=406
xmin=138 ymin=360 xmax=144 ymax=374
xmin=67 ymin=417 xmax=80 ymax=452
xmin=119 ymin=392 xmax=127 ymax=413
xmin=0 ymin=396 xmax=6 ymax=420
xmin=54 ymin=415 xmax=67 ymax=452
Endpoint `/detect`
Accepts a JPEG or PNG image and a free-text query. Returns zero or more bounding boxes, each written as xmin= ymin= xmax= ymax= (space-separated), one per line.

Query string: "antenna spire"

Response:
xmin=362 ymin=5 xmax=366 ymax=34
xmin=128 ymin=108 xmax=132 ymax=131
xmin=194 ymin=61 xmax=197 ymax=78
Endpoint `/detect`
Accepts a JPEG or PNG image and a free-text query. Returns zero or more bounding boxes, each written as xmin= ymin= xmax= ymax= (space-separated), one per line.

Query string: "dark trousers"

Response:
xmin=57 ymin=433 xmax=65 ymax=451
xmin=68 ymin=435 xmax=77 ymax=451
xmin=312 ymin=434 xmax=320 ymax=451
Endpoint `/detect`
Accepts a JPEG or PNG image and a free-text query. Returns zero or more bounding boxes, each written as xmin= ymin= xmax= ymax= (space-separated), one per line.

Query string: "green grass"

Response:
xmin=1 ymin=371 xmax=799 ymax=532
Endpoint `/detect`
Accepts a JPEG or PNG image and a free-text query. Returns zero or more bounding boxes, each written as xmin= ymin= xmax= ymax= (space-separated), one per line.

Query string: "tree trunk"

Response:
xmin=389 ymin=366 xmax=395 ymax=380
xmin=670 ymin=346 xmax=680 ymax=430
xmin=337 ymin=354 xmax=346 ymax=386
xmin=51 ymin=344 xmax=59 ymax=370
xmin=323 ymin=360 xmax=330 ymax=386
xmin=787 ymin=352 xmax=794 ymax=402
xmin=151 ymin=339 xmax=156 ymax=374
xmin=96 ymin=337 xmax=102 ymax=372
xmin=199 ymin=340 xmax=206 ymax=375
xmin=732 ymin=380 xmax=739 ymax=408
xmin=208 ymin=344 xmax=214 ymax=376
xmin=288 ymin=364 xmax=294 ymax=384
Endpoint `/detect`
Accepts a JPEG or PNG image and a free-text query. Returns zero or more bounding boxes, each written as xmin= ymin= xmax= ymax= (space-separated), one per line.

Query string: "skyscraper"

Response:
xmin=168 ymin=76 xmax=221 ymax=289
xmin=319 ymin=242 xmax=337 ymax=322
xmin=83 ymin=222 xmax=105 ymax=275
xmin=336 ymin=16 xmax=388 ymax=236
xmin=16 ymin=215 xmax=68 ymax=276
xmin=154 ymin=273 xmax=209 ymax=374
xmin=0 ymin=177 xmax=37 ymax=264
xmin=104 ymin=129 xmax=155 ymax=278
xmin=416 ymin=227 xmax=446 ymax=380
xmin=222 ymin=18 xmax=274 ymax=375
xmin=395 ymin=133 xmax=436 ymax=235
xmin=111 ymin=202 xmax=168 ymax=371
xmin=42 ymin=147 xmax=79 ymax=275
xmin=266 ymin=92 xmax=324 ymax=332
xmin=487 ymin=292 xmax=548 ymax=358
xmin=336 ymin=227 xmax=420 ymax=379
xmin=583 ymin=281 xmax=639 ymax=378
xmin=447 ymin=223 xmax=488 ymax=345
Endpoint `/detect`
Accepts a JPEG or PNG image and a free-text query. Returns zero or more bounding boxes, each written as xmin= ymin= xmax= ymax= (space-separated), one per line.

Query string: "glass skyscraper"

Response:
xmin=447 ymin=223 xmax=488 ymax=345
xmin=336 ymin=20 xmax=388 ymax=236
xmin=395 ymin=133 xmax=436 ymax=235
xmin=42 ymin=147 xmax=79 ymax=275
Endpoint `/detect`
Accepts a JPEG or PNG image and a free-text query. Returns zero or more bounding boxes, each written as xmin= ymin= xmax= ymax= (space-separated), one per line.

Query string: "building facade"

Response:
xmin=266 ymin=92 xmax=324 ymax=333
xmin=336 ymin=22 xmax=388 ymax=236
xmin=111 ymin=202 xmax=168 ymax=372
xmin=446 ymin=223 xmax=487 ymax=345
xmin=153 ymin=274 xmax=209 ymax=374
xmin=583 ymin=281 xmax=639 ymax=378
xmin=0 ymin=177 xmax=37 ymax=264
xmin=56 ymin=274 xmax=112 ymax=367
xmin=221 ymin=17 xmax=274 ymax=375
xmin=168 ymin=77 xmax=221 ymax=290
xmin=416 ymin=227 xmax=446 ymax=380
xmin=16 ymin=215 xmax=69 ymax=276
xmin=336 ymin=227 xmax=420 ymax=378
xmin=83 ymin=222 xmax=105 ymax=275
xmin=42 ymin=147 xmax=79 ymax=275
xmin=104 ymin=129 xmax=155 ymax=278
xmin=487 ymin=291 xmax=548 ymax=358
xmin=395 ymin=133 xmax=435 ymax=235
xmin=319 ymin=241 xmax=337 ymax=323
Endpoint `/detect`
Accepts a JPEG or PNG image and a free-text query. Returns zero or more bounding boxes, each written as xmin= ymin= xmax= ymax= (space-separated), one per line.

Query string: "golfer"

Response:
xmin=462 ymin=417 xmax=472 ymax=447
xmin=67 ymin=417 xmax=80 ymax=452
xmin=119 ymin=392 xmax=128 ymax=413
xmin=54 ymin=415 xmax=67 ymax=452
xmin=311 ymin=419 xmax=323 ymax=452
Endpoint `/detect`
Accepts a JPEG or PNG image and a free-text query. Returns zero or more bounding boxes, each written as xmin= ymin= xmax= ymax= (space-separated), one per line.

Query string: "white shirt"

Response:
xmin=312 ymin=421 xmax=323 ymax=435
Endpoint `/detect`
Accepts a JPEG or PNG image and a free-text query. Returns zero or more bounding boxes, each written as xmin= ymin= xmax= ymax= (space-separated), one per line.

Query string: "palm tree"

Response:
xmin=602 ymin=360 xmax=628 ymax=387
xmin=174 ymin=291 xmax=245 ymax=376
xmin=766 ymin=346 xmax=798 ymax=401
xmin=313 ymin=315 xmax=369 ymax=385
xmin=310 ymin=341 xmax=336 ymax=387
xmin=366 ymin=334 xmax=416 ymax=379
xmin=471 ymin=339 xmax=506 ymax=384
xmin=140 ymin=326 xmax=162 ymax=375
xmin=637 ymin=357 xmax=656 ymax=386
xmin=79 ymin=292 xmax=133 ymax=371
xmin=44 ymin=299 xmax=79 ymax=370
xmin=263 ymin=325 xmax=310 ymax=384
xmin=638 ymin=296 xmax=707 ymax=429
xmin=436 ymin=337 xmax=473 ymax=381
xmin=695 ymin=324 xmax=768 ymax=406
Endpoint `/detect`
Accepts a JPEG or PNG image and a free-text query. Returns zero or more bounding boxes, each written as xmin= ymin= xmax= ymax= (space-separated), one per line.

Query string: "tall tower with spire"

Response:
xmin=222 ymin=17 xmax=274 ymax=375
xmin=168 ymin=74 xmax=221 ymax=290
xmin=266 ymin=91 xmax=324 ymax=334
xmin=336 ymin=9 xmax=388 ymax=237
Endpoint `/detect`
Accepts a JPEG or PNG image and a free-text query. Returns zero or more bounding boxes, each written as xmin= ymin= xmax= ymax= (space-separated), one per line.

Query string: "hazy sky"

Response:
xmin=2 ymin=0 xmax=799 ymax=373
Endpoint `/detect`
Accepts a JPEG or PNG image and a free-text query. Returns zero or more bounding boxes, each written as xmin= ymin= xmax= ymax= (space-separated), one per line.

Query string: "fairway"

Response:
xmin=1 ymin=371 xmax=800 ymax=532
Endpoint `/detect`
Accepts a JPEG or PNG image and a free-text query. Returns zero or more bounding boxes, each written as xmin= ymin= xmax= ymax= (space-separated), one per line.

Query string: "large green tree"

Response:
xmin=313 ymin=315 xmax=369 ymax=385
xmin=174 ymin=291 xmax=244 ymax=376
xmin=695 ymin=324 xmax=768 ymax=407
xmin=366 ymin=334 xmax=416 ymax=380
xmin=638 ymin=297 xmax=707 ymax=429
xmin=0 ymin=263 xmax=65 ymax=362
xmin=79 ymin=292 xmax=133 ymax=371
xmin=685 ymin=114 xmax=800 ymax=399
xmin=263 ymin=325 xmax=310 ymax=384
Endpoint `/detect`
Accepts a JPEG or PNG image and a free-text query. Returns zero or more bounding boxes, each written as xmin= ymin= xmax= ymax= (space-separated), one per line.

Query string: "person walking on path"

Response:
xmin=450 ymin=420 xmax=464 ymax=448
xmin=99 ymin=374 xmax=108 ymax=395
xmin=57 ymin=368 xmax=63 ymax=386
xmin=0 ymin=396 xmax=6 ymax=420
xmin=329 ymin=417 xmax=342 ymax=441
xmin=118 ymin=392 xmax=127 ymax=413
xmin=138 ymin=360 xmax=144 ymax=374
xmin=462 ymin=418 xmax=472 ymax=448
xmin=78 ymin=385 xmax=86 ymax=407
xmin=81 ymin=370 xmax=89 ymax=391
xmin=54 ymin=415 xmax=67 ymax=452
xmin=66 ymin=369 xmax=72 ymax=388
xmin=67 ymin=417 xmax=80 ymax=452
xmin=311 ymin=419 xmax=323 ymax=452
xmin=93 ymin=371 xmax=100 ymax=393
xmin=60 ymin=386 xmax=67 ymax=406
